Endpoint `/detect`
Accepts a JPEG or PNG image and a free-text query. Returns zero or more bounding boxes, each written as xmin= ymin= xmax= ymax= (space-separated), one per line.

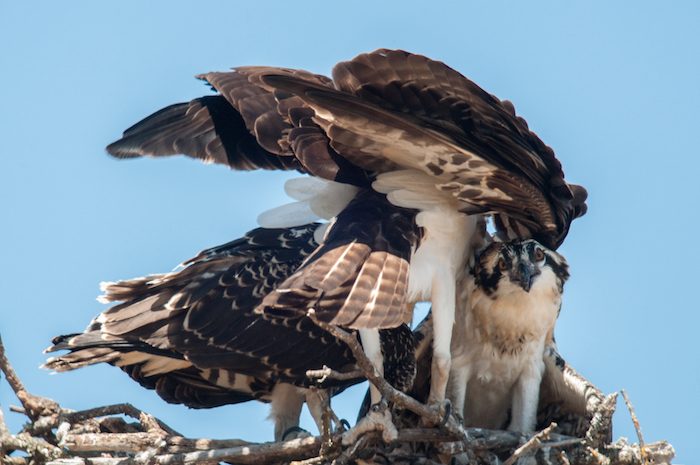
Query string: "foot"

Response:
xmin=421 ymin=398 xmax=453 ymax=427
xmin=281 ymin=426 xmax=312 ymax=441
xmin=341 ymin=400 xmax=397 ymax=445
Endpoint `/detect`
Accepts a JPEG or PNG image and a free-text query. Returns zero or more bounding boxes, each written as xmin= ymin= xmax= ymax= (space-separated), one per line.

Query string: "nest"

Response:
xmin=0 ymin=328 xmax=674 ymax=465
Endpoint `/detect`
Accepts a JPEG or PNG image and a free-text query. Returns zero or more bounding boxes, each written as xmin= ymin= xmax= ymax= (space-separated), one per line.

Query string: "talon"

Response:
xmin=342 ymin=403 xmax=397 ymax=445
xmin=339 ymin=418 xmax=352 ymax=432
xmin=370 ymin=399 xmax=389 ymax=412
xmin=440 ymin=399 xmax=452 ymax=427
xmin=281 ymin=426 xmax=311 ymax=441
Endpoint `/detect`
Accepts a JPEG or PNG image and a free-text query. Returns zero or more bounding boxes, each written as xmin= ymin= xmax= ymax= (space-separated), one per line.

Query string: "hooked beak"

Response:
xmin=514 ymin=263 xmax=536 ymax=292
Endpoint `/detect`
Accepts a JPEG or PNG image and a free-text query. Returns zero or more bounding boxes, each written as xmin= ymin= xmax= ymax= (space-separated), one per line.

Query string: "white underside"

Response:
xmin=450 ymin=269 xmax=562 ymax=431
xmin=374 ymin=170 xmax=483 ymax=405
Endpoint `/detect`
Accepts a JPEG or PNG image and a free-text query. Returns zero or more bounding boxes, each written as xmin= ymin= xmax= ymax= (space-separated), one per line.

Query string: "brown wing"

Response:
xmin=260 ymin=190 xmax=419 ymax=329
xmin=45 ymin=225 xmax=362 ymax=393
xmin=247 ymin=50 xmax=586 ymax=248
xmin=106 ymin=95 xmax=299 ymax=171
xmin=332 ymin=49 xmax=587 ymax=245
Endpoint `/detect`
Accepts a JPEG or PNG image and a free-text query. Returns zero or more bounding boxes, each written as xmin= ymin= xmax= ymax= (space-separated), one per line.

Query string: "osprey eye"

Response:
xmin=497 ymin=258 xmax=507 ymax=271
xmin=534 ymin=248 xmax=545 ymax=261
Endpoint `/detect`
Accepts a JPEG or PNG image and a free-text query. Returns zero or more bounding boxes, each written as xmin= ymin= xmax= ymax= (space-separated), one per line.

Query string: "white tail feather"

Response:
xmin=284 ymin=177 xmax=329 ymax=201
xmin=258 ymin=176 xmax=359 ymax=229
xmin=257 ymin=201 xmax=321 ymax=228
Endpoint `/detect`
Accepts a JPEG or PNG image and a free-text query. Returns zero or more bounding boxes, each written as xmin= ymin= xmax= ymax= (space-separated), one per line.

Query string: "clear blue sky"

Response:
xmin=1 ymin=1 xmax=697 ymax=463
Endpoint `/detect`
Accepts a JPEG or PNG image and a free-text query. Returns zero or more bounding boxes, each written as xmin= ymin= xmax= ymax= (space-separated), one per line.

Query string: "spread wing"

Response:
xmin=107 ymin=69 xmax=369 ymax=185
xmin=106 ymin=49 xmax=586 ymax=248
xmin=44 ymin=225 xmax=365 ymax=409
xmin=247 ymin=49 xmax=586 ymax=248
xmin=106 ymin=95 xmax=299 ymax=171
xmin=259 ymin=190 xmax=420 ymax=329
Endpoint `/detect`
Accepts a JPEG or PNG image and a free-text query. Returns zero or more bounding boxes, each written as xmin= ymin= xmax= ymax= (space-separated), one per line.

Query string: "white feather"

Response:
xmin=257 ymin=177 xmax=359 ymax=229
xmin=313 ymin=223 xmax=330 ymax=244
xmin=308 ymin=182 xmax=359 ymax=219
xmin=284 ymin=177 xmax=329 ymax=201
xmin=257 ymin=201 xmax=320 ymax=228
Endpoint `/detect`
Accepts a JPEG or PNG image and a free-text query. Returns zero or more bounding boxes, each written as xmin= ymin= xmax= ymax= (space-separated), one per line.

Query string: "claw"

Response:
xmin=342 ymin=400 xmax=397 ymax=445
xmin=439 ymin=399 xmax=452 ymax=427
xmin=338 ymin=418 xmax=352 ymax=432
xmin=281 ymin=426 xmax=311 ymax=441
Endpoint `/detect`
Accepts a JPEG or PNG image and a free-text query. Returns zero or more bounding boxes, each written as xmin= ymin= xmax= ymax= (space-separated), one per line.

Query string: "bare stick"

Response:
xmin=306 ymin=366 xmax=363 ymax=383
xmin=0 ymin=335 xmax=26 ymax=396
xmin=621 ymin=390 xmax=648 ymax=465
xmin=305 ymin=311 xmax=464 ymax=437
xmin=61 ymin=403 xmax=180 ymax=436
xmin=502 ymin=422 xmax=557 ymax=465
xmin=586 ymin=392 xmax=618 ymax=448
xmin=151 ymin=435 xmax=321 ymax=465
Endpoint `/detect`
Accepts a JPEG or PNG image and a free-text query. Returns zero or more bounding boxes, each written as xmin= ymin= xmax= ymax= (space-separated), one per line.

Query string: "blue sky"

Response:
xmin=1 ymin=1 xmax=697 ymax=462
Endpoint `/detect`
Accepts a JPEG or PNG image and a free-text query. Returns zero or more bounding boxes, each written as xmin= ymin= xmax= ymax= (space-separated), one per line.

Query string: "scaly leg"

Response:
xmin=508 ymin=359 xmax=545 ymax=432
xmin=269 ymin=383 xmax=305 ymax=441
xmin=447 ymin=364 xmax=469 ymax=422
xmin=359 ymin=328 xmax=383 ymax=404
xmin=428 ymin=274 xmax=456 ymax=408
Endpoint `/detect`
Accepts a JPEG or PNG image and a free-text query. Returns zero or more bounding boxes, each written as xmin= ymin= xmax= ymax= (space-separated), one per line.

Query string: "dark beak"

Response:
xmin=515 ymin=263 xmax=535 ymax=292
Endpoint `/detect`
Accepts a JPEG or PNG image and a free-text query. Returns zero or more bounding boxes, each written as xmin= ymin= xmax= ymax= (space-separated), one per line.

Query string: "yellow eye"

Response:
xmin=534 ymin=248 xmax=545 ymax=261
xmin=497 ymin=258 xmax=507 ymax=271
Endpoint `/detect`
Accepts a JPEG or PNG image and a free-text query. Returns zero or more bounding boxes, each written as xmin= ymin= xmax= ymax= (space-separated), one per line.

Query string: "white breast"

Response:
xmin=453 ymin=267 xmax=562 ymax=429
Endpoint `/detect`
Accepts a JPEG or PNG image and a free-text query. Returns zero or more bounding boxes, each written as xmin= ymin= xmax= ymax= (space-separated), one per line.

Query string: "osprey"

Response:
xmin=45 ymin=224 xmax=418 ymax=440
xmin=105 ymin=49 xmax=587 ymax=415
xmin=449 ymin=239 xmax=570 ymax=431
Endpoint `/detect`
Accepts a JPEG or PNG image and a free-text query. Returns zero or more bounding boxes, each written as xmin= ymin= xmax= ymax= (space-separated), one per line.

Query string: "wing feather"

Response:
xmin=260 ymin=190 xmax=419 ymax=329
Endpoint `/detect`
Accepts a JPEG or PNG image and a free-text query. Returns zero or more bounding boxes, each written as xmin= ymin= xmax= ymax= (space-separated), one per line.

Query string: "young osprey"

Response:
xmin=44 ymin=224 xmax=417 ymax=440
xmin=105 ymin=49 xmax=587 ymax=413
xmin=449 ymin=239 xmax=569 ymax=431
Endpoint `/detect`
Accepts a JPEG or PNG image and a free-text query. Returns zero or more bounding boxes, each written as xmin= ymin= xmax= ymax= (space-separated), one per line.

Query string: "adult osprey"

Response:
xmin=45 ymin=224 xmax=418 ymax=440
xmin=106 ymin=49 xmax=587 ymax=414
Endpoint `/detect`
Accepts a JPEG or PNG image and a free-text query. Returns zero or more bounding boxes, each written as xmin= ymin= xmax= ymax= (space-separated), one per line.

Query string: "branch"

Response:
xmin=503 ymin=422 xmax=559 ymax=465
xmin=621 ymin=390 xmax=648 ymax=465
xmin=61 ymin=404 xmax=180 ymax=436
xmin=305 ymin=310 xmax=465 ymax=437
xmin=306 ymin=366 xmax=363 ymax=383
xmin=50 ymin=436 xmax=322 ymax=465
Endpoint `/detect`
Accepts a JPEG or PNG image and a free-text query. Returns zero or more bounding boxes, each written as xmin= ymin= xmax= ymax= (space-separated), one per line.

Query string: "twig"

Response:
xmin=586 ymin=392 xmax=618 ymax=448
xmin=502 ymin=422 xmax=557 ymax=465
xmin=61 ymin=403 xmax=180 ymax=436
xmin=306 ymin=366 xmax=363 ymax=383
xmin=0 ymin=335 xmax=27 ymax=396
xmin=621 ymin=390 xmax=648 ymax=465
xmin=305 ymin=310 xmax=464 ymax=437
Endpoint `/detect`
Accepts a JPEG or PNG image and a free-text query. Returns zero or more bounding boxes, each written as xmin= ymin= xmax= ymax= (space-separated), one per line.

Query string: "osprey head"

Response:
xmin=473 ymin=239 xmax=569 ymax=295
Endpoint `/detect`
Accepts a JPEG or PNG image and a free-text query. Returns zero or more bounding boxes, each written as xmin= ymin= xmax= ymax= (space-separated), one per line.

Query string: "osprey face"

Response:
xmin=473 ymin=239 xmax=569 ymax=296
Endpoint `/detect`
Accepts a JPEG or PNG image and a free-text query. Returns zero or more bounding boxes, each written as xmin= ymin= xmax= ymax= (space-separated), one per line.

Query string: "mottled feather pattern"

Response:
xmin=106 ymin=95 xmax=298 ymax=171
xmin=473 ymin=240 xmax=569 ymax=297
xmin=108 ymin=49 xmax=586 ymax=249
xmin=45 ymin=225 xmax=364 ymax=409
xmin=260 ymin=190 xmax=420 ymax=329
xmin=253 ymin=50 xmax=585 ymax=248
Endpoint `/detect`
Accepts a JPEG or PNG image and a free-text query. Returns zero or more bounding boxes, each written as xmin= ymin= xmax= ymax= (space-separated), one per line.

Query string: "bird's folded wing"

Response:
xmin=45 ymin=225 xmax=359 ymax=388
xmin=259 ymin=190 xmax=419 ymax=329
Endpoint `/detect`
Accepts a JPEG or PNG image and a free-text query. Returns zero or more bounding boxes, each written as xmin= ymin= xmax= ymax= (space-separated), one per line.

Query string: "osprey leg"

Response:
xmin=427 ymin=274 xmax=456 ymax=407
xmin=269 ymin=383 xmax=306 ymax=441
xmin=359 ymin=328 xmax=384 ymax=404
